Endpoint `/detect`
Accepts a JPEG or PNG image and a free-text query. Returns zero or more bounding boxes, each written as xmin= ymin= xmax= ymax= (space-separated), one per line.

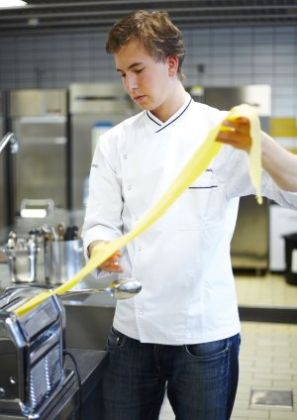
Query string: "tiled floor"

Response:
xmin=231 ymin=322 xmax=297 ymax=420
xmin=235 ymin=272 xmax=297 ymax=308
xmin=159 ymin=273 xmax=297 ymax=420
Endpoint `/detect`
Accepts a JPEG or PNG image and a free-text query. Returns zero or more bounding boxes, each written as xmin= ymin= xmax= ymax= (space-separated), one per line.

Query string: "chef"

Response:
xmin=83 ymin=10 xmax=297 ymax=420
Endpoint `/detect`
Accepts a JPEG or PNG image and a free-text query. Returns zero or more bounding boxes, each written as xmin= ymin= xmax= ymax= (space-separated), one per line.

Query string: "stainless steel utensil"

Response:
xmin=61 ymin=279 xmax=142 ymax=300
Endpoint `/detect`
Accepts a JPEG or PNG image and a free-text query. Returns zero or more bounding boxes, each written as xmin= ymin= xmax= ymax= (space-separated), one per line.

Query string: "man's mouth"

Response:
xmin=133 ymin=95 xmax=147 ymax=103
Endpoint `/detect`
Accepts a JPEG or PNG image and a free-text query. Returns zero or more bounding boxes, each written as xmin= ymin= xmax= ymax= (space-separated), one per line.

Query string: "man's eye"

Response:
xmin=134 ymin=68 xmax=144 ymax=74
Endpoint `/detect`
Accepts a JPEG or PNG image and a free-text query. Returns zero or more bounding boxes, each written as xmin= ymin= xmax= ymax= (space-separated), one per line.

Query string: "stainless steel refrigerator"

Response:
xmin=8 ymin=89 xmax=68 ymax=217
xmin=188 ymin=85 xmax=271 ymax=272
xmin=69 ymin=83 xmax=136 ymax=210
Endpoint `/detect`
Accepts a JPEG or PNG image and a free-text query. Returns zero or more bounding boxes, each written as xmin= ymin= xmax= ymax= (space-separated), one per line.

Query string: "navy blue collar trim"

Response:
xmin=146 ymin=112 xmax=162 ymax=126
xmin=156 ymin=98 xmax=192 ymax=133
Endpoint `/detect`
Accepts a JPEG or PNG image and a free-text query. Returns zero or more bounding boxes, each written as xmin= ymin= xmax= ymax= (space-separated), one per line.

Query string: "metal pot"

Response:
xmin=44 ymin=239 xmax=84 ymax=285
xmin=4 ymin=231 xmax=44 ymax=283
xmin=4 ymin=230 xmax=84 ymax=286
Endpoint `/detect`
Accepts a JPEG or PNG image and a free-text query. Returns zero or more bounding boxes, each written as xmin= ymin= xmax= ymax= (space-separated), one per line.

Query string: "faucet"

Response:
xmin=0 ymin=132 xmax=18 ymax=155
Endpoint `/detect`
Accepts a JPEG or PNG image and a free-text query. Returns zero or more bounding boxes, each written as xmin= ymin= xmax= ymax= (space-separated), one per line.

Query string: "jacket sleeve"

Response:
xmin=82 ymin=128 xmax=124 ymax=257
xmin=220 ymin=132 xmax=297 ymax=210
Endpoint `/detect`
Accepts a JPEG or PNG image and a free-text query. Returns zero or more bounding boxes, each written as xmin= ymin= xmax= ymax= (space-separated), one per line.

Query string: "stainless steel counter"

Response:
xmin=0 ymin=262 xmax=116 ymax=350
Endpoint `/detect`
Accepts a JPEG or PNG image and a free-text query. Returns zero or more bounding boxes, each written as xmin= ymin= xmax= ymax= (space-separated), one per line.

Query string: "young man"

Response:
xmin=82 ymin=10 xmax=297 ymax=420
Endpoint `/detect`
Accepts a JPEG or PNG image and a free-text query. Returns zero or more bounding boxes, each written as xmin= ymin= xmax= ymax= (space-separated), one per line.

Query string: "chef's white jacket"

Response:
xmin=82 ymin=93 xmax=297 ymax=345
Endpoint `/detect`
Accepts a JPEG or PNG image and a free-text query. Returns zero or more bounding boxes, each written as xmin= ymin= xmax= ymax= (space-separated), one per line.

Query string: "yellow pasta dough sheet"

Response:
xmin=15 ymin=104 xmax=262 ymax=317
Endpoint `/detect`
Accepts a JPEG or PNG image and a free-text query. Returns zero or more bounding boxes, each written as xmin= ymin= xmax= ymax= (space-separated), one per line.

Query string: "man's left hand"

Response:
xmin=216 ymin=117 xmax=252 ymax=151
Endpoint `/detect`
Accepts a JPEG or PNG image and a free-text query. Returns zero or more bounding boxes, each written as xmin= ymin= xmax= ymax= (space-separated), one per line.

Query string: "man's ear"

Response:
xmin=167 ymin=55 xmax=179 ymax=77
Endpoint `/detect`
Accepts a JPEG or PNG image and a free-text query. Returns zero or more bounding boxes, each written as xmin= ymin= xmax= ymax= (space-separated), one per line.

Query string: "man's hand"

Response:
xmin=88 ymin=240 xmax=123 ymax=272
xmin=216 ymin=117 xmax=252 ymax=151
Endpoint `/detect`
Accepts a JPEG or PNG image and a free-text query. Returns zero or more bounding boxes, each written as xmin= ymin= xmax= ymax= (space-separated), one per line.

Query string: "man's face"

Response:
xmin=114 ymin=38 xmax=176 ymax=114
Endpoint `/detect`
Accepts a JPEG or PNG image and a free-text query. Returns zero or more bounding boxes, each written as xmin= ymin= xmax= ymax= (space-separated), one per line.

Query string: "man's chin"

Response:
xmin=132 ymin=98 xmax=157 ymax=113
xmin=134 ymin=103 xmax=151 ymax=111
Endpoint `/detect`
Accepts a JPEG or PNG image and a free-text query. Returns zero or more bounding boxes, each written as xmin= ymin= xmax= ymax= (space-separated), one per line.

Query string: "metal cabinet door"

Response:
xmin=71 ymin=114 xmax=121 ymax=210
xmin=12 ymin=116 xmax=67 ymax=212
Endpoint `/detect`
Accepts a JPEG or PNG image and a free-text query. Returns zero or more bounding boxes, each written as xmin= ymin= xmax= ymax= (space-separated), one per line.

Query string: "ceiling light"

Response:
xmin=0 ymin=0 xmax=27 ymax=7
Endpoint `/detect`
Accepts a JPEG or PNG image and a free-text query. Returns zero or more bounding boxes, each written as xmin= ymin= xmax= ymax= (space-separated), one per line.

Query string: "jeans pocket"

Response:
xmin=106 ymin=326 xmax=127 ymax=351
xmin=184 ymin=337 xmax=230 ymax=361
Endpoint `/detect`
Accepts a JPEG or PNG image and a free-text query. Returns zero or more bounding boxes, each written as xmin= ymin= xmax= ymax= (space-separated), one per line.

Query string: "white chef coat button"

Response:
xmin=123 ymin=154 xmax=128 ymax=160
xmin=127 ymin=185 xmax=132 ymax=191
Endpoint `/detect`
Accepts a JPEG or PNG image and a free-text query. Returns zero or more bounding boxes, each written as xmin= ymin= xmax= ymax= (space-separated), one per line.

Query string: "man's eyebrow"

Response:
xmin=116 ymin=62 xmax=143 ymax=72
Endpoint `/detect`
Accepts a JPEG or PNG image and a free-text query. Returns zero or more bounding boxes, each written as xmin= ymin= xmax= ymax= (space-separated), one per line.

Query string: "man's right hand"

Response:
xmin=88 ymin=240 xmax=123 ymax=272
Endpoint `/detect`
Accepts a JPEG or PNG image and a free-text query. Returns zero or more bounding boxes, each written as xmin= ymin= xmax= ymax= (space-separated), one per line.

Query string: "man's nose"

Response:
xmin=125 ymin=74 xmax=138 ymax=92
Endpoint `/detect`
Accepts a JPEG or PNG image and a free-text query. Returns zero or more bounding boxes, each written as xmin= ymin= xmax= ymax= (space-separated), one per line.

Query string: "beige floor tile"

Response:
xmin=230 ymin=418 xmax=249 ymax=420
xmin=235 ymin=272 xmax=297 ymax=307
xmin=232 ymin=408 xmax=270 ymax=418
xmin=269 ymin=411 xmax=297 ymax=420
xmin=231 ymin=418 xmax=249 ymax=420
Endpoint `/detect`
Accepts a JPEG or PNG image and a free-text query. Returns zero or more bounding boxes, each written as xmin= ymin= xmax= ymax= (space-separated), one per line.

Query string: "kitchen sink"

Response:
xmin=64 ymin=298 xmax=115 ymax=350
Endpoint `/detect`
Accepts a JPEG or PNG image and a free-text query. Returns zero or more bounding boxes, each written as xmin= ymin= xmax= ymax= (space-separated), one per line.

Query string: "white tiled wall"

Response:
xmin=0 ymin=25 xmax=296 ymax=117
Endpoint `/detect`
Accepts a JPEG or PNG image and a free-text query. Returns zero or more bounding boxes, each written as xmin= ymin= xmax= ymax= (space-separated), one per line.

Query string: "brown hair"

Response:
xmin=106 ymin=10 xmax=185 ymax=79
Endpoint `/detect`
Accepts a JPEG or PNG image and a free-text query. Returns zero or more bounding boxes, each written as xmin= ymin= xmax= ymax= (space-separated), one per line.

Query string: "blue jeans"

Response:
xmin=101 ymin=328 xmax=241 ymax=420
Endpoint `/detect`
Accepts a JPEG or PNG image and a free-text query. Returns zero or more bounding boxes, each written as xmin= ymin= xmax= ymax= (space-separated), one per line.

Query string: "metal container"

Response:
xmin=6 ymin=246 xmax=45 ymax=284
xmin=4 ymin=229 xmax=84 ymax=286
xmin=4 ymin=231 xmax=44 ymax=284
xmin=45 ymin=238 xmax=84 ymax=285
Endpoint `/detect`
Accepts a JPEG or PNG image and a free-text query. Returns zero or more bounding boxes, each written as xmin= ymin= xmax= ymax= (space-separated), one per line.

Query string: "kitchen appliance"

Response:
xmin=189 ymin=85 xmax=271 ymax=272
xmin=269 ymin=203 xmax=297 ymax=272
xmin=13 ymin=198 xmax=75 ymax=238
xmin=69 ymin=83 xmax=136 ymax=210
xmin=0 ymin=286 xmax=75 ymax=418
xmin=8 ymin=89 xmax=68 ymax=219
